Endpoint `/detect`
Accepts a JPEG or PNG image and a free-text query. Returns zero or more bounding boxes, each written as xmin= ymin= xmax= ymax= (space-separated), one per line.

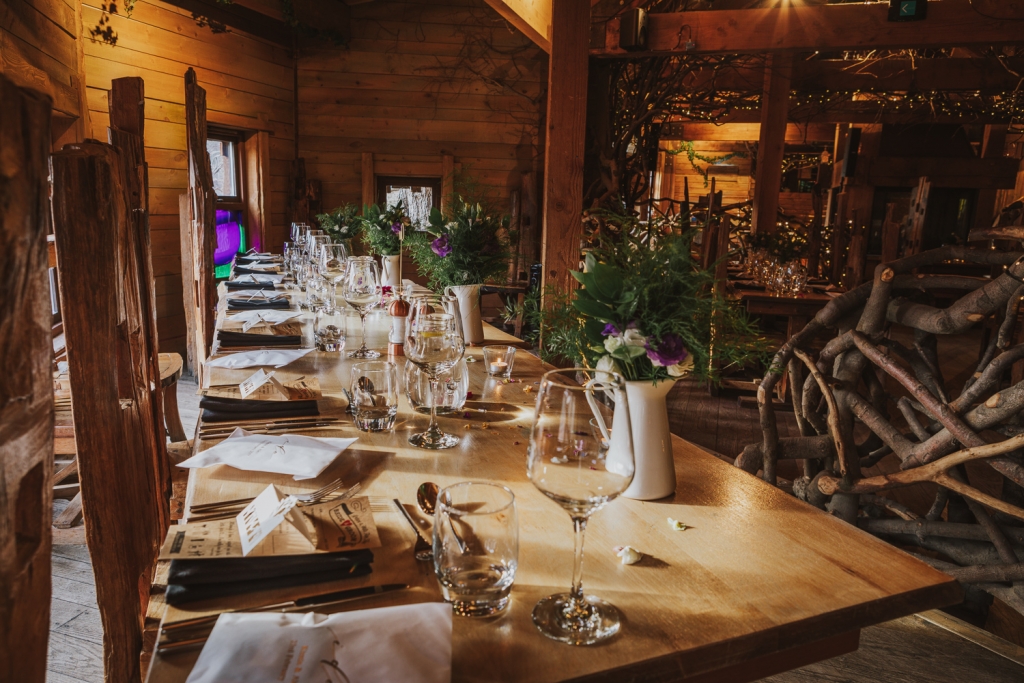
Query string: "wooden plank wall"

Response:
xmin=80 ymin=0 xmax=295 ymax=355
xmin=297 ymin=0 xmax=547 ymax=218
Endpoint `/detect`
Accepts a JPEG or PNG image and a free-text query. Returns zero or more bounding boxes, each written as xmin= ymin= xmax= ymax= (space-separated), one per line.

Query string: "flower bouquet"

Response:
xmin=358 ymin=202 xmax=409 ymax=257
xmin=406 ymin=196 xmax=512 ymax=343
xmin=316 ymin=204 xmax=362 ymax=243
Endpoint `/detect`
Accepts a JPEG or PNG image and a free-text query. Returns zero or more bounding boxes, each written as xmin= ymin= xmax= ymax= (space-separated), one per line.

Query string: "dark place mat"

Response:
xmin=225 ymin=280 xmax=280 ymax=291
xmin=234 ymin=266 xmax=283 ymax=276
xmin=218 ymin=330 xmax=302 ymax=348
xmin=166 ymin=561 xmax=373 ymax=605
xmin=227 ymin=298 xmax=291 ymax=311
xmin=199 ymin=395 xmax=319 ymax=422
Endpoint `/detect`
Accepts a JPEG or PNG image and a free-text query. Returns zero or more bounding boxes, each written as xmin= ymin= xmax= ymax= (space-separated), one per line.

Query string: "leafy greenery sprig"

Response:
xmin=540 ymin=210 xmax=767 ymax=383
xmin=406 ymin=196 xmax=513 ymax=290
xmin=358 ymin=202 xmax=409 ymax=256
xmin=666 ymin=141 xmax=746 ymax=188
xmin=316 ymin=204 xmax=362 ymax=242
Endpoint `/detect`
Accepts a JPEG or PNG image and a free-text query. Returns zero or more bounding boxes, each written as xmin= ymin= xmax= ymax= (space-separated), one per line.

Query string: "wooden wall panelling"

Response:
xmin=880 ymin=202 xmax=901 ymax=265
xmin=541 ymin=0 xmax=589 ymax=294
xmin=82 ymin=0 xmax=297 ymax=355
xmin=245 ymin=129 xmax=272 ymax=250
xmin=107 ymin=76 xmax=171 ymax=534
xmin=752 ymin=53 xmax=792 ymax=234
xmin=183 ymin=68 xmax=217 ymax=383
xmin=905 ymin=177 xmax=932 ymax=258
xmin=442 ymin=153 xmax=455 ymax=213
xmin=178 ymin=192 xmax=197 ymax=374
xmin=974 ymin=124 xmax=1009 ymax=233
xmin=0 ymin=74 xmax=55 ymax=683
xmin=52 ymin=140 xmax=165 ymax=683
xmin=362 ymin=152 xmax=375 ymax=209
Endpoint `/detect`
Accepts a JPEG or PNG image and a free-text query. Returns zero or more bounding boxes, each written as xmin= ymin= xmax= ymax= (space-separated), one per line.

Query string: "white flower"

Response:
xmin=622 ymin=328 xmax=647 ymax=347
xmin=614 ymin=546 xmax=643 ymax=565
xmin=667 ymin=517 xmax=689 ymax=531
xmin=667 ymin=354 xmax=695 ymax=378
xmin=596 ymin=355 xmax=621 ymax=374
xmin=603 ymin=336 xmax=623 ymax=354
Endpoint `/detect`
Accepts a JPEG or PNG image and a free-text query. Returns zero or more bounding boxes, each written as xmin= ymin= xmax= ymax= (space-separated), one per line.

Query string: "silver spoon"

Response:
xmin=417 ymin=482 xmax=468 ymax=554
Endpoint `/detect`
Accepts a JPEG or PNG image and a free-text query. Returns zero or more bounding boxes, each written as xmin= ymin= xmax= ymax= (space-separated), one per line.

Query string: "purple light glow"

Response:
xmin=214 ymin=221 xmax=241 ymax=265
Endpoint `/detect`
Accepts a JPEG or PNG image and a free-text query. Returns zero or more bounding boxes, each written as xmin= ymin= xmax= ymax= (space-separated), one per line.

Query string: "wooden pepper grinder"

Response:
xmin=388 ymin=295 xmax=409 ymax=356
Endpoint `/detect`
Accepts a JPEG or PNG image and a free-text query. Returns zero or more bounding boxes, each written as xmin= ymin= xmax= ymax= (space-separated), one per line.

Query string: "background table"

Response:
xmin=145 ymin=295 xmax=960 ymax=683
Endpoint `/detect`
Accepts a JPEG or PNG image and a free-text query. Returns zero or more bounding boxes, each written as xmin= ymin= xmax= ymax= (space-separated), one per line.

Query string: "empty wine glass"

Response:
xmin=320 ymin=242 xmax=350 ymax=296
xmin=342 ymin=256 xmax=382 ymax=359
xmin=405 ymin=300 xmax=465 ymax=449
xmin=527 ymin=368 xmax=634 ymax=645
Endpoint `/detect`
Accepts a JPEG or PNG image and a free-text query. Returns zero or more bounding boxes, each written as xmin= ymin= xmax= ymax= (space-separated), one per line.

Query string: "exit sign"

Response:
xmin=888 ymin=0 xmax=927 ymax=21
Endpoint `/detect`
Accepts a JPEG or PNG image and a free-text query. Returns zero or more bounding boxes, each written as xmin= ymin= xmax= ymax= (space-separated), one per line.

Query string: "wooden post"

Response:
xmin=107 ymin=77 xmax=170 ymax=532
xmin=520 ymin=170 xmax=540 ymax=267
xmin=541 ymin=0 xmax=590 ymax=294
xmin=974 ymin=124 xmax=1008 ymax=233
xmin=0 ymin=75 xmax=54 ymax=683
xmin=183 ymin=69 xmax=216 ymax=383
xmin=244 ymin=130 xmax=272 ymax=250
xmin=906 ymin=177 xmax=931 ymax=257
xmin=441 ymin=153 xmax=455 ymax=214
xmin=362 ymin=152 xmax=375 ymax=209
xmin=880 ymin=202 xmax=902 ymax=264
xmin=52 ymin=141 xmax=166 ymax=683
xmin=752 ymin=53 xmax=793 ymax=234
xmin=178 ymin=192 xmax=197 ymax=374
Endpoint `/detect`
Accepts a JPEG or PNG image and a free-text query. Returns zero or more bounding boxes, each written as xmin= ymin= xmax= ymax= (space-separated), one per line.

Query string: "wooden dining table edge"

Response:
xmin=558 ymin=579 xmax=962 ymax=683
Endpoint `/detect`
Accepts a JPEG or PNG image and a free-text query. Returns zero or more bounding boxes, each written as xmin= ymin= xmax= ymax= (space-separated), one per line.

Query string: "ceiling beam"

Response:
xmin=485 ymin=0 xmax=552 ymax=52
xmin=593 ymin=0 xmax=1024 ymax=57
xmin=161 ymin=0 xmax=293 ymax=45
xmin=699 ymin=58 xmax=1024 ymax=94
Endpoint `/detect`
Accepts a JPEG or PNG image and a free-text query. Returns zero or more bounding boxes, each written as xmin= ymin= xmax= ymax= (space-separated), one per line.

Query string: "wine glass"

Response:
xmin=320 ymin=242 xmax=351 ymax=294
xmin=405 ymin=299 xmax=465 ymax=449
xmin=342 ymin=256 xmax=382 ymax=359
xmin=527 ymin=368 xmax=634 ymax=645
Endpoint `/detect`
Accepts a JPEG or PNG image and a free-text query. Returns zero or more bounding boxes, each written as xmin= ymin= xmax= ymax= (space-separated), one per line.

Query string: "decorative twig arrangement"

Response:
xmin=736 ymin=246 xmax=1024 ymax=615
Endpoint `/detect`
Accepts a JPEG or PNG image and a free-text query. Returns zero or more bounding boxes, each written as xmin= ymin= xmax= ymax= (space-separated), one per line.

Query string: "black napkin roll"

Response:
xmin=217 ymin=330 xmax=302 ymax=348
xmin=199 ymin=395 xmax=319 ymax=423
xmin=165 ymin=551 xmax=374 ymax=605
xmin=227 ymin=298 xmax=291 ymax=311
xmin=234 ymin=266 xmax=282 ymax=276
xmin=225 ymin=280 xmax=279 ymax=291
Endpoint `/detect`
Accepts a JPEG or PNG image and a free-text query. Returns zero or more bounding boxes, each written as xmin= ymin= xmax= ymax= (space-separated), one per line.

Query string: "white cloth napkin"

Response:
xmin=186 ymin=603 xmax=452 ymax=683
xmin=233 ymin=273 xmax=285 ymax=284
xmin=177 ymin=428 xmax=357 ymax=480
xmin=223 ymin=310 xmax=303 ymax=326
xmin=205 ymin=348 xmax=312 ymax=369
xmin=240 ymin=262 xmax=281 ymax=271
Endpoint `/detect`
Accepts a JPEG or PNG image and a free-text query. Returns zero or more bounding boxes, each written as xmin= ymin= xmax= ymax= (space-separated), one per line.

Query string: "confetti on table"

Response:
xmin=614 ymin=546 xmax=643 ymax=565
xmin=667 ymin=518 xmax=689 ymax=531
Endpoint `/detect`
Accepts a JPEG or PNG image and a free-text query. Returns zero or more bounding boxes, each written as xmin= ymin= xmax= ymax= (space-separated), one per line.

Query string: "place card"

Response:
xmin=205 ymin=375 xmax=321 ymax=401
xmin=237 ymin=485 xmax=316 ymax=556
xmin=239 ymin=369 xmax=289 ymax=399
xmin=158 ymin=494 xmax=380 ymax=560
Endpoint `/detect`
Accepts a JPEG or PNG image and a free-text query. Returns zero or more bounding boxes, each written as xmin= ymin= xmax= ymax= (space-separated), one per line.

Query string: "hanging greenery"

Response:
xmin=666 ymin=141 xmax=746 ymax=188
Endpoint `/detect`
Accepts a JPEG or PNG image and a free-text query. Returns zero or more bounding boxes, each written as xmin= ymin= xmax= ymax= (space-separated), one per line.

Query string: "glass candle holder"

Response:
xmin=482 ymin=345 xmax=516 ymax=378
xmin=314 ymin=307 xmax=346 ymax=352
xmin=349 ymin=361 xmax=398 ymax=431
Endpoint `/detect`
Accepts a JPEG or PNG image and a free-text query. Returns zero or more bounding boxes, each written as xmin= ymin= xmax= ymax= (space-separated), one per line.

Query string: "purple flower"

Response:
xmin=391 ymin=222 xmax=402 ymax=234
xmin=431 ymin=234 xmax=452 ymax=258
xmin=602 ymin=323 xmax=620 ymax=337
xmin=646 ymin=333 xmax=689 ymax=367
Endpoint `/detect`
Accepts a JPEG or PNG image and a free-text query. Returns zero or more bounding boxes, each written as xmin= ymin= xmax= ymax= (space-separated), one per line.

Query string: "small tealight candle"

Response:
xmin=482 ymin=345 xmax=516 ymax=379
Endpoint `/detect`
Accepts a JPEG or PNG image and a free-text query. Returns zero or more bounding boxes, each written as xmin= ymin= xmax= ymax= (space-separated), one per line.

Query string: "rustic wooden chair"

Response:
xmin=0 ymin=74 xmax=56 ymax=682
xmin=50 ymin=78 xmax=172 ymax=683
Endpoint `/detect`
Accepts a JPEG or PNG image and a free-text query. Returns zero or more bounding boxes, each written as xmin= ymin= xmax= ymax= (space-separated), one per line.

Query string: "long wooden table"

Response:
xmin=145 ymin=285 xmax=960 ymax=683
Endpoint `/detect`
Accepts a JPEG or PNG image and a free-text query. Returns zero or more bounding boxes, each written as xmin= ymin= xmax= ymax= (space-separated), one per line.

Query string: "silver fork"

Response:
xmin=186 ymin=483 xmax=362 ymax=523
xmin=190 ymin=478 xmax=352 ymax=513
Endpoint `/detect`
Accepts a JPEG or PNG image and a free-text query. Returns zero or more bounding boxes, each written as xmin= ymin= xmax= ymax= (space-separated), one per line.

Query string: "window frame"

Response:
xmin=207 ymin=127 xmax=245 ymax=208
xmin=376 ymin=175 xmax=442 ymax=229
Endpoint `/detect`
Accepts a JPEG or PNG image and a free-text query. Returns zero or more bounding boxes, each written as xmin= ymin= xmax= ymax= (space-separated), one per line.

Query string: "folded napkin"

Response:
xmin=224 ymin=310 xmax=303 ymax=326
xmin=178 ymin=427 xmax=357 ymax=480
xmin=218 ymin=330 xmax=302 ymax=348
xmin=198 ymin=396 xmax=319 ymax=422
xmin=225 ymin=280 xmax=279 ymax=291
xmin=167 ymin=562 xmax=372 ymax=605
xmin=229 ymin=272 xmax=285 ymax=284
xmin=227 ymin=296 xmax=291 ymax=311
xmin=205 ymin=348 xmax=313 ymax=369
xmin=234 ymin=265 xmax=281 ymax=276
xmin=186 ymin=604 xmax=452 ymax=683
xmin=236 ymin=252 xmax=281 ymax=263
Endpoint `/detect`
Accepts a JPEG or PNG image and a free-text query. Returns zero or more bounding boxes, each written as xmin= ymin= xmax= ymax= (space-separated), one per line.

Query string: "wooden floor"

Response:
xmin=47 ymin=373 xmax=1024 ymax=682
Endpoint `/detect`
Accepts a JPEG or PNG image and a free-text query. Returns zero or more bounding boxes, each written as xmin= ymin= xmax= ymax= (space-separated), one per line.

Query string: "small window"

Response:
xmin=207 ymin=135 xmax=240 ymax=201
xmin=377 ymin=176 xmax=441 ymax=230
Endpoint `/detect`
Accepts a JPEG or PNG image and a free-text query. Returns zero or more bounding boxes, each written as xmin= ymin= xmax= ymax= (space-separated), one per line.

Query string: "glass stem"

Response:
xmin=427 ymin=375 xmax=441 ymax=438
xmin=359 ymin=311 xmax=368 ymax=350
xmin=570 ymin=516 xmax=588 ymax=606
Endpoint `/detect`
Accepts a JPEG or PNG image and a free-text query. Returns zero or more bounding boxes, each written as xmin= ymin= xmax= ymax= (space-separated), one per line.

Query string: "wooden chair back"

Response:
xmin=0 ymin=74 xmax=56 ymax=683
xmin=180 ymin=68 xmax=217 ymax=382
xmin=52 ymin=136 xmax=169 ymax=682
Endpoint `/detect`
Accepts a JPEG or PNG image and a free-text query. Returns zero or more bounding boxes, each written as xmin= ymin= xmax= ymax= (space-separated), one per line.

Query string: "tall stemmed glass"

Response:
xmin=342 ymin=256 xmax=382 ymax=359
xmin=405 ymin=300 xmax=465 ymax=449
xmin=320 ymin=242 xmax=350 ymax=301
xmin=527 ymin=369 xmax=634 ymax=645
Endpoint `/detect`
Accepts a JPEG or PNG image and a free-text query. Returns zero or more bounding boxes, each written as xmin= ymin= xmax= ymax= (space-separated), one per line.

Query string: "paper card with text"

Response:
xmin=158 ymin=495 xmax=380 ymax=560
xmin=237 ymin=484 xmax=317 ymax=556
xmin=207 ymin=375 xmax=321 ymax=401
xmin=239 ymin=369 xmax=291 ymax=399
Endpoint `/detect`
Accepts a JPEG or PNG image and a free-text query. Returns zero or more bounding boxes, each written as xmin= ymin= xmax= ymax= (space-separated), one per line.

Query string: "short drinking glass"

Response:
xmin=528 ymin=369 xmax=634 ymax=645
xmin=349 ymin=361 xmax=398 ymax=431
xmin=313 ymin=307 xmax=346 ymax=352
xmin=433 ymin=482 xmax=518 ymax=617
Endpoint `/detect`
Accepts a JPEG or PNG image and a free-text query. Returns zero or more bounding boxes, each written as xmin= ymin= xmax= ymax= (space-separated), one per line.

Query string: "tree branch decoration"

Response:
xmin=736 ymin=246 xmax=1024 ymax=618
xmin=666 ymin=141 xmax=746 ymax=188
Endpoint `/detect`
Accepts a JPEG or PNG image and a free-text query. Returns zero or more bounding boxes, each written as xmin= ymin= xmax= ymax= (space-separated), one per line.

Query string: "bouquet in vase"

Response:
xmin=316 ymin=204 xmax=362 ymax=243
xmin=358 ymin=202 xmax=410 ymax=256
xmin=542 ymin=210 xmax=764 ymax=383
